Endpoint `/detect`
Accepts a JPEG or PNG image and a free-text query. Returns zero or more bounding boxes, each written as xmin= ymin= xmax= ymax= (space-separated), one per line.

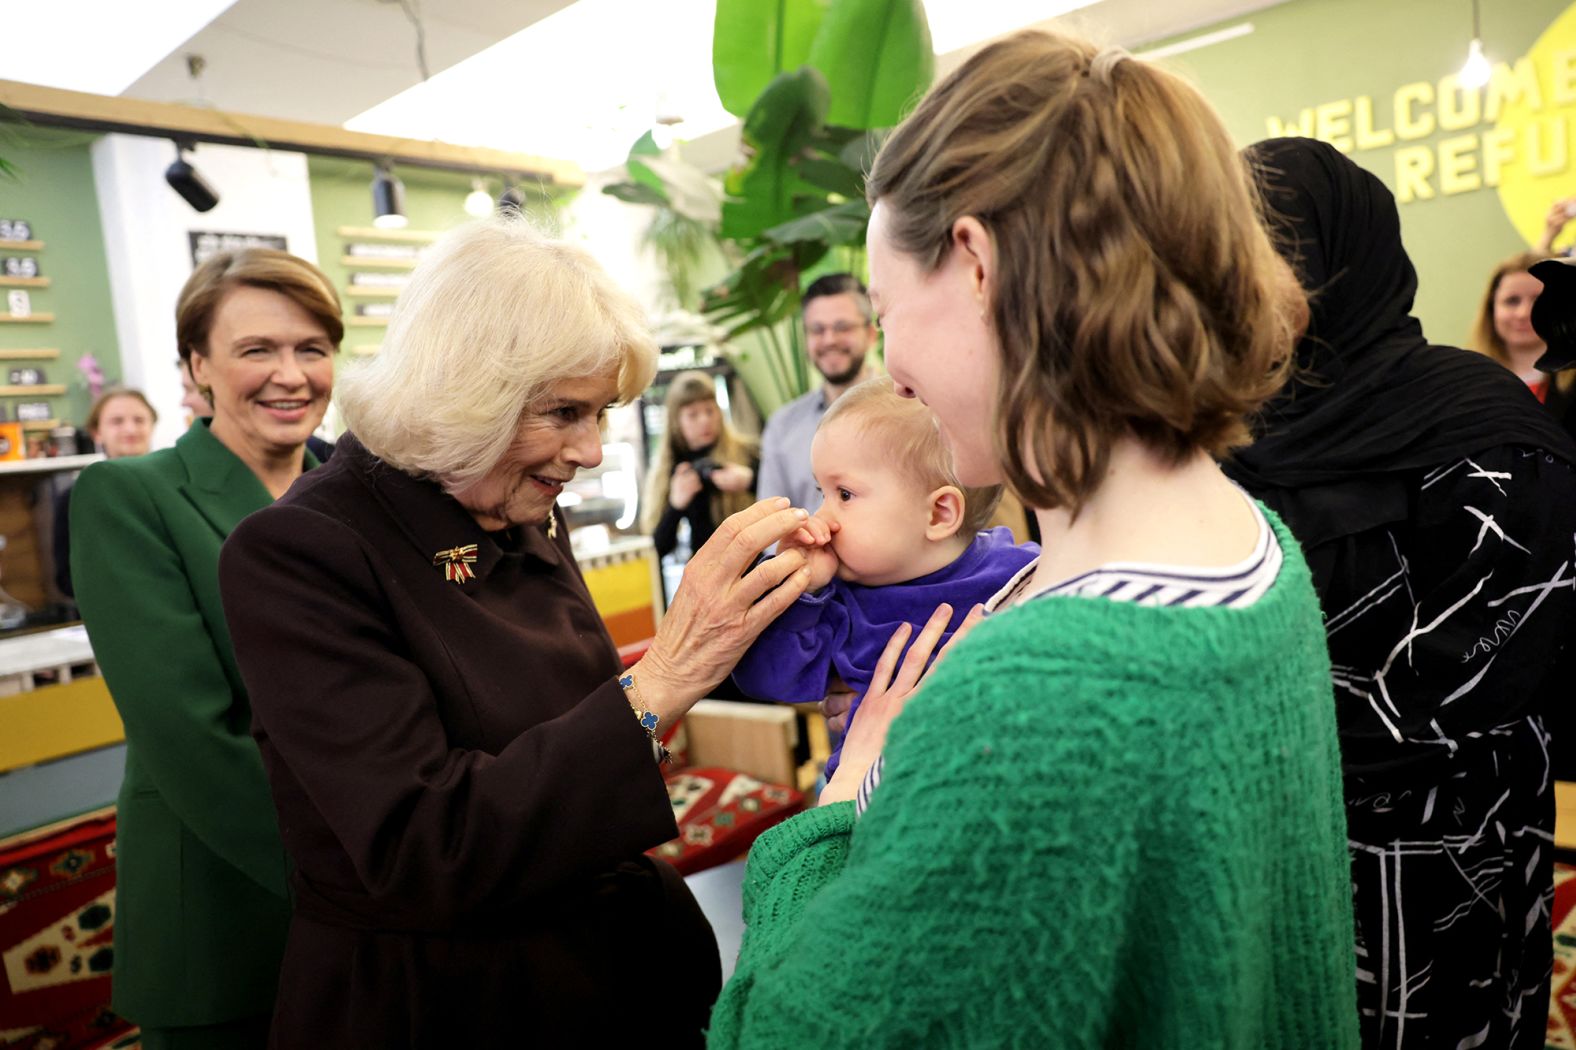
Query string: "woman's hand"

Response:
xmin=709 ymin=463 xmax=755 ymax=494
xmin=778 ymin=514 xmax=839 ymax=591
xmin=817 ymin=602 xmax=987 ymax=806
xmin=632 ymin=498 xmax=815 ymax=724
xmin=1542 ymin=197 xmax=1576 ymax=252
xmin=670 ymin=463 xmax=704 ymax=510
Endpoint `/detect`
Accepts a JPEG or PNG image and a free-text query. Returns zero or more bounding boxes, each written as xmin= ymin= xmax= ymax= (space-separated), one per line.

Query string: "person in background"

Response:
xmin=710 ymin=32 xmax=1358 ymax=1048
xmin=70 ymin=249 xmax=338 ymax=1049
xmin=52 ymin=387 xmax=158 ymax=599
xmin=1470 ymin=250 xmax=1575 ymax=437
xmin=755 ymin=274 xmax=878 ymax=512
xmin=732 ymin=377 xmax=1035 ymax=780
xmin=178 ymin=356 xmax=212 ymax=427
xmin=644 ymin=370 xmax=758 ymax=561
xmin=215 ymin=217 xmax=816 ymax=1047
xmin=1231 ymin=137 xmax=1576 ymax=1050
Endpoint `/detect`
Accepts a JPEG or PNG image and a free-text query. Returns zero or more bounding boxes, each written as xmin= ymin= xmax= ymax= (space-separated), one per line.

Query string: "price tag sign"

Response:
xmin=1 ymin=257 xmax=39 ymax=278
xmin=0 ymin=219 xmax=32 ymax=242
xmin=16 ymin=402 xmax=50 ymax=422
xmin=8 ymin=368 xmax=44 ymax=386
xmin=6 ymin=291 xmax=29 ymax=318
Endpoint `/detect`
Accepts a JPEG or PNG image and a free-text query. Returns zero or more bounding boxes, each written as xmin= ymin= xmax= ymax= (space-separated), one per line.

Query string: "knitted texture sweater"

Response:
xmin=708 ymin=511 xmax=1359 ymax=1049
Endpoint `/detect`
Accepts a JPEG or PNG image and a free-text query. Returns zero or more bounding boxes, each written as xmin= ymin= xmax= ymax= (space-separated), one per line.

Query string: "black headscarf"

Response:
xmin=1223 ymin=137 xmax=1575 ymax=547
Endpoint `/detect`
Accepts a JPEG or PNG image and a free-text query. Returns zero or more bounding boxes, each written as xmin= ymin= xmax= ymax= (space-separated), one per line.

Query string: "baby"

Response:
xmin=732 ymin=377 xmax=1038 ymax=778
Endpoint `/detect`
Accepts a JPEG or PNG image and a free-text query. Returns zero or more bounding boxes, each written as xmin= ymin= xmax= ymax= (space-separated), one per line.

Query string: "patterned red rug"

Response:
xmin=0 ymin=807 xmax=134 ymax=1050
xmin=1551 ymin=863 xmax=1576 ymax=1048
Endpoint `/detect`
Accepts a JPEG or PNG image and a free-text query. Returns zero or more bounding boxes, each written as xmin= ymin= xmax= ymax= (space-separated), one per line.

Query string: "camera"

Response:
xmin=1531 ymin=258 xmax=1576 ymax=372
xmin=690 ymin=457 xmax=720 ymax=484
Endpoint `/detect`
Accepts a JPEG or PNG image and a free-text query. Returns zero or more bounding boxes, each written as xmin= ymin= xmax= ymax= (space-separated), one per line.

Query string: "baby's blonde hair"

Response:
xmin=819 ymin=377 xmax=1002 ymax=534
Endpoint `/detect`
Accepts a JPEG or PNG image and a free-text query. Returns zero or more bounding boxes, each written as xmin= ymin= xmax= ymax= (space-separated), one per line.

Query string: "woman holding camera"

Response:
xmin=645 ymin=370 xmax=758 ymax=560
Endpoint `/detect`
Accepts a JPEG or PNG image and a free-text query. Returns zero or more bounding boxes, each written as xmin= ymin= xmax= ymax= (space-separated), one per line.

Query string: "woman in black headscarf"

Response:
xmin=1229 ymin=137 xmax=1576 ymax=1050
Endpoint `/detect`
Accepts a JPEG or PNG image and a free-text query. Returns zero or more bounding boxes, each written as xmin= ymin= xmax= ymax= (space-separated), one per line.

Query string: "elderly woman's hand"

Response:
xmin=630 ymin=498 xmax=814 ymax=724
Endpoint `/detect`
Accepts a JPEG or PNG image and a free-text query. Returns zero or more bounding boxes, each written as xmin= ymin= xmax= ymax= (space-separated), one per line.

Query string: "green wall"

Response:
xmin=1160 ymin=0 xmax=1575 ymax=350
xmin=306 ymin=157 xmax=567 ymax=356
xmin=0 ymin=130 xmax=121 ymax=432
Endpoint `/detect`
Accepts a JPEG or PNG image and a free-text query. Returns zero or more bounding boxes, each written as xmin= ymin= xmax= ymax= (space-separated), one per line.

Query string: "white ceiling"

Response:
xmin=96 ymin=0 xmax=1288 ymax=173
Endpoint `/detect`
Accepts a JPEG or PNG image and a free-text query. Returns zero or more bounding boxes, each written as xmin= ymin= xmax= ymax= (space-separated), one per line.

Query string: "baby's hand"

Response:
xmin=780 ymin=516 xmax=839 ymax=591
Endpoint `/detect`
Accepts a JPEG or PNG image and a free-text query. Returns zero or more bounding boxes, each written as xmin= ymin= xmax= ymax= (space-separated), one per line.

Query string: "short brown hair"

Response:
xmin=175 ymin=249 xmax=343 ymax=366
xmin=1471 ymin=250 xmax=1551 ymax=365
xmin=866 ymin=30 xmax=1303 ymax=514
xmin=86 ymin=387 xmax=157 ymax=434
xmin=820 ymin=376 xmax=1002 ymax=534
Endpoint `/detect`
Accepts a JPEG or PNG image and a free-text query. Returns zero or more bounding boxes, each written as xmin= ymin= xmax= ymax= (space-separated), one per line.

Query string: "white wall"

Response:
xmin=91 ymin=137 xmax=319 ymax=450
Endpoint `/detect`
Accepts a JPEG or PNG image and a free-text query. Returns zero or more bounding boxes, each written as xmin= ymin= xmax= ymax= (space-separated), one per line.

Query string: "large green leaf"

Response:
xmin=763 ymin=199 xmax=869 ymax=247
xmin=601 ymin=181 xmax=669 ymax=207
xmin=713 ymin=0 xmax=832 ymax=118
xmin=806 ymin=0 xmax=934 ymax=129
xmin=720 ymin=68 xmax=832 ymax=241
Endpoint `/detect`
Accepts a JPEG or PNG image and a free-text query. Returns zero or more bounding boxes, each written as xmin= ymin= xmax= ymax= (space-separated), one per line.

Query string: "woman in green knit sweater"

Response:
xmin=708 ymin=30 xmax=1361 ymax=1049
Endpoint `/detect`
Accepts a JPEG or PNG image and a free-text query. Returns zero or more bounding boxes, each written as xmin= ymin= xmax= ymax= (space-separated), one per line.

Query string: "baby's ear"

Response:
xmin=926 ymin=486 xmax=966 ymax=541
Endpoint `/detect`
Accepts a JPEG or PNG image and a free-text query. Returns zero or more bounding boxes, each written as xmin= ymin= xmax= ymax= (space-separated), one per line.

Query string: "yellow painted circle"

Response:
xmin=1495 ymin=3 xmax=1576 ymax=247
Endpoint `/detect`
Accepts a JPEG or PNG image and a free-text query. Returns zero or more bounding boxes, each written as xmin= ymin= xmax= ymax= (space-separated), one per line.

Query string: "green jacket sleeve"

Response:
xmin=708 ymin=645 xmax=1142 ymax=1049
xmin=70 ymin=462 xmax=287 ymax=898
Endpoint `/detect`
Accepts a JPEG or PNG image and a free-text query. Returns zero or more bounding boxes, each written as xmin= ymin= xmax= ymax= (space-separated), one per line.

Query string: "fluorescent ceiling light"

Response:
xmin=924 ymin=0 xmax=1099 ymax=54
xmin=5 ymin=0 xmax=236 ymax=96
xmin=347 ymin=0 xmax=735 ymax=174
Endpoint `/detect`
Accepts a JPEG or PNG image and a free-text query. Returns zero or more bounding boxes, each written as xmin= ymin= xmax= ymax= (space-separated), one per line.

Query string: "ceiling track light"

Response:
xmin=164 ymin=140 xmax=220 ymax=213
xmin=371 ymin=160 xmax=408 ymax=229
xmin=497 ymin=183 xmax=526 ymax=215
xmin=1458 ymin=0 xmax=1492 ymax=90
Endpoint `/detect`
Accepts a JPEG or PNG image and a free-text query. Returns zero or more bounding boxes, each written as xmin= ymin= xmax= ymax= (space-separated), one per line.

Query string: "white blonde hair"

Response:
xmin=336 ymin=215 xmax=658 ymax=487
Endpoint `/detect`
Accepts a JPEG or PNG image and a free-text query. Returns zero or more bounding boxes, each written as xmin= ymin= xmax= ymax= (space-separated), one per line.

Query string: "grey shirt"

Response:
xmin=756 ymin=386 xmax=829 ymax=512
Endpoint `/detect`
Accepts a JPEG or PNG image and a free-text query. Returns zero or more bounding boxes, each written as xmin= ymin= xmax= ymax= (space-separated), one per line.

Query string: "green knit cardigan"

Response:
xmin=709 ymin=511 xmax=1359 ymax=1049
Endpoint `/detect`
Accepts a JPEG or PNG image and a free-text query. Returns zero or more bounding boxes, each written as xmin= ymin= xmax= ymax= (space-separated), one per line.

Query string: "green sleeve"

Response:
xmin=70 ymin=463 xmax=286 ymax=897
xmin=707 ymin=642 xmax=1143 ymax=1048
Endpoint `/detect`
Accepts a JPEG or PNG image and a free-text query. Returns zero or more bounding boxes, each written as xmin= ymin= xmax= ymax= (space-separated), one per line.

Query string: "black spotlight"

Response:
xmin=165 ymin=145 xmax=219 ymax=213
xmin=497 ymin=185 xmax=526 ymax=214
xmin=371 ymin=161 xmax=408 ymax=229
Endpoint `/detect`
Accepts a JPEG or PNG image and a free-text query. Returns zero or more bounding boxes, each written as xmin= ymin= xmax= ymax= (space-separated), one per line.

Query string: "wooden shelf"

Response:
xmin=341 ymin=256 xmax=417 ymax=270
xmin=0 ymin=314 xmax=54 ymax=324
xmin=20 ymin=419 xmax=59 ymax=431
xmin=0 ymin=384 xmax=65 ymax=396
xmin=0 ymin=452 xmax=100 ymax=475
xmin=346 ymin=317 xmax=389 ymax=328
xmin=0 ymin=276 xmax=49 ymax=288
xmin=337 ymin=226 xmax=441 ymax=244
xmin=350 ymin=345 xmax=380 ymax=356
xmin=0 ymin=240 xmax=43 ymax=252
xmin=343 ymin=286 xmax=401 ymax=299
xmin=0 ymin=349 xmax=58 ymax=360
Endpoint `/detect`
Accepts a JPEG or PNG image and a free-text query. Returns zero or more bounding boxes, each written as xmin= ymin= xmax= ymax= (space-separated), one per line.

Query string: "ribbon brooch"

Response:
xmin=433 ymin=543 xmax=479 ymax=584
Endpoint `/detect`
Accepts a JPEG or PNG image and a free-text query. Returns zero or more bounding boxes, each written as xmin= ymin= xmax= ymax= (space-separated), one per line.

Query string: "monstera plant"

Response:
xmin=604 ymin=0 xmax=933 ymax=413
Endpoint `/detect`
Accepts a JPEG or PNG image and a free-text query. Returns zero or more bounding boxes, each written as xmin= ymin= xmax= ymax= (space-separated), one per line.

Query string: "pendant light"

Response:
xmin=371 ymin=161 xmax=408 ymax=229
xmin=1458 ymin=0 xmax=1492 ymax=90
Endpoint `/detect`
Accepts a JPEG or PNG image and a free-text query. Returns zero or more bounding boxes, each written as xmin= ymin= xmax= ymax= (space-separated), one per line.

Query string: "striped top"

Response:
xmin=855 ymin=494 xmax=1282 ymax=815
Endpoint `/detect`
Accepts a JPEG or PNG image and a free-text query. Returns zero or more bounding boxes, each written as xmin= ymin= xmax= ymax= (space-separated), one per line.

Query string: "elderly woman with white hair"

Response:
xmin=217 ymin=217 xmax=815 ymax=1047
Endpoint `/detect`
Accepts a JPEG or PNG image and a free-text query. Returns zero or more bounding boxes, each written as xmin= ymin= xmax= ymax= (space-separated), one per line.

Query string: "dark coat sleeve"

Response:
xmin=218 ymin=504 xmax=680 ymax=921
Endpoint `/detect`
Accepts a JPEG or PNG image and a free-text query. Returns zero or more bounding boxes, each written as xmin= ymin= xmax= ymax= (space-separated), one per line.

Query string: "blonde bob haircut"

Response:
xmin=820 ymin=376 xmax=1002 ymax=533
xmin=337 ymin=215 xmax=658 ymax=488
xmin=866 ymin=30 xmax=1304 ymax=515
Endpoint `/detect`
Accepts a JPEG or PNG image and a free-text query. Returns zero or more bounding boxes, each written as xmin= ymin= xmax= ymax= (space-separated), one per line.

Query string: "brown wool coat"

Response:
xmin=219 ymin=433 xmax=719 ymax=1048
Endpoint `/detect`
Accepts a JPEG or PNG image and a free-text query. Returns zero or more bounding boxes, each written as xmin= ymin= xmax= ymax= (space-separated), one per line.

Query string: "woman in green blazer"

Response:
xmin=70 ymin=249 xmax=340 ymax=1050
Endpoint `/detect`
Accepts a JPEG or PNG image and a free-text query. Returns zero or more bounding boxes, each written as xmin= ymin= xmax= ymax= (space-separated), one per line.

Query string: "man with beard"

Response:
xmin=757 ymin=273 xmax=879 ymax=511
